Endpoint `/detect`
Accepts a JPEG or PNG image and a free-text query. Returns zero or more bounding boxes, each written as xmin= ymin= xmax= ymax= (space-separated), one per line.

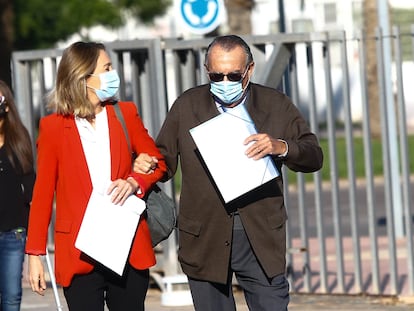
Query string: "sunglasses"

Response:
xmin=207 ymin=65 xmax=250 ymax=82
xmin=0 ymin=96 xmax=5 ymax=105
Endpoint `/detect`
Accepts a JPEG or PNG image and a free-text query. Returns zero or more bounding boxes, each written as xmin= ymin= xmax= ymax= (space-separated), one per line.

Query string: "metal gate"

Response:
xmin=11 ymin=29 xmax=414 ymax=297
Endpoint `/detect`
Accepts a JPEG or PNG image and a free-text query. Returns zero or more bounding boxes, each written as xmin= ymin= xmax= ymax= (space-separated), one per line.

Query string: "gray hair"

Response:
xmin=204 ymin=35 xmax=253 ymax=69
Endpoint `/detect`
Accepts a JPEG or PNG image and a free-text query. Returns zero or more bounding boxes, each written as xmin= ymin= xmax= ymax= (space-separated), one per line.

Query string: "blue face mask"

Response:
xmin=88 ymin=70 xmax=120 ymax=102
xmin=210 ymin=80 xmax=245 ymax=104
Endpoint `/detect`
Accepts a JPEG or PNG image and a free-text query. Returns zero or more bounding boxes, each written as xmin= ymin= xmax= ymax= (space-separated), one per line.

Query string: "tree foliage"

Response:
xmin=115 ymin=0 xmax=171 ymax=23
xmin=13 ymin=0 xmax=171 ymax=50
xmin=0 ymin=0 xmax=170 ymax=86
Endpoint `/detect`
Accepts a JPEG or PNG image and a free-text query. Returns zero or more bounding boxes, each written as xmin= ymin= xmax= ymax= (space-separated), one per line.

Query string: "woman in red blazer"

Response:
xmin=25 ymin=42 xmax=166 ymax=311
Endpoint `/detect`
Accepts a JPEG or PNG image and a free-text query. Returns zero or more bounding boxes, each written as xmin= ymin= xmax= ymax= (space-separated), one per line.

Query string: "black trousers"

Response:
xmin=188 ymin=214 xmax=289 ymax=311
xmin=63 ymin=264 xmax=149 ymax=311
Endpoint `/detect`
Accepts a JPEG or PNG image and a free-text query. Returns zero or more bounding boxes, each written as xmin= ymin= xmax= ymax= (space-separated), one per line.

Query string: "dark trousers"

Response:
xmin=188 ymin=215 xmax=289 ymax=311
xmin=63 ymin=264 xmax=149 ymax=311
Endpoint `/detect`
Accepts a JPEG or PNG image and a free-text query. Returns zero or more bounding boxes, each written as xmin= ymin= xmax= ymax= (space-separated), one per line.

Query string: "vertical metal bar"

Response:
xmin=45 ymin=250 xmax=64 ymax=310
xmin=376 ymin=27 xmax=398 ymax=295
xmin=296 ymin=172 xmax=311 ymax=291
xmin=339 ymin=31 xmax=362 ymax=293
xmin=283 ymin=166 xmax=295 ymax=290
xmin=197 ymin=49 xmax=208 ymax=85
xmin=149 ymin=39 xmax=168 ymax=134
xmin=134 ymin=50 xmax=153 ymax=132
xmin=323 ymin=34 xmax=345 ymax=292
xmin=290 ymin=47 xmax=311 ymax=292
xmin=357 ymin=30 xmax=380 ymax=294
xmin=11 ymin=57 xmax=35 ymax=141
xmin=151 ymin=39 xmax=180 ymax=277
xmin=306 ymin=42 xmax=327 ymax=293
xmin=26 ymin=62 xmax=36 ymax=143
xmin=114 ymin=51 xmax=126 ymax=100
xmin=412 ymin=24 xmax=414 ymax=61
xmin=37 ymin=60 xmax=46 ymax=118
xmin=163 ymin=49 xmax=178 ymax=108
xmin=179 ymin=49 xmax=197 ymax=92
xmin=377 ymin=0 xmax=404 ymax=239
xmin=173 ymin=49 xmax=185 ymax=96
xmin=393 ymin=25 xmax=414 ymax=295
xmin=284 ymin=47 xmax=297 ymax=292
xmin=39 ymin=58 xmax=50 ymax=119
xmin=50 ymin=56 xmax=58 ymax=94
xmin=130 ymin=51 xmax=143 ymax=113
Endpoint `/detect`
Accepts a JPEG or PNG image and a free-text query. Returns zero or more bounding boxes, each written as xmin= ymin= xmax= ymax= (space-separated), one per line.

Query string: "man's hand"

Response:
xmin=244 ymin=133 xmax=287 ymax=160
xmin=133 ymin=153 xmax=158 ymax=174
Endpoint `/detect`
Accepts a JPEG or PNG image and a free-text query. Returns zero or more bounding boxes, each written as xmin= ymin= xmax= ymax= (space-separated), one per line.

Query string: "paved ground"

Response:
xmin=20 ymin=176 xmax=414 ymax=310
xmin=21 ymin=285 xmax=414 ymax=311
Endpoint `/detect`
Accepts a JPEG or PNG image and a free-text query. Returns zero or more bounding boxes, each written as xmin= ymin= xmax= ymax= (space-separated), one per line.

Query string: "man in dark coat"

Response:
xmin=144 ymin=35 xmax=323 ymax=310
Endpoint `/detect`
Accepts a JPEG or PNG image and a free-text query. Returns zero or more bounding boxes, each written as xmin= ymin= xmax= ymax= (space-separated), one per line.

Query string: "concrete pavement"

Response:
xmin=21 ymin=284 xmax=414 ymax=310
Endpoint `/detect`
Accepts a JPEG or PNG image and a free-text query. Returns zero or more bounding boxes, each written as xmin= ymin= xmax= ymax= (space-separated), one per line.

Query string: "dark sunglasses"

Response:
xmin=207 ymin=65 xmax=250 ymax=82
xmin=0 ymin=96 xmax=6 ymax=105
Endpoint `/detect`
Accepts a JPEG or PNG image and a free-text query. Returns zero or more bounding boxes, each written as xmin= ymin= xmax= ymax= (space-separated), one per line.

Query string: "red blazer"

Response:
xmin=26 ymin=102 xmax=167 ymax=287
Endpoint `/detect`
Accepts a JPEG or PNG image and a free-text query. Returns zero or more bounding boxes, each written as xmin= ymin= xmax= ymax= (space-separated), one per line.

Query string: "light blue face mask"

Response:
xmin=210 ymin=80 xmax=244 ymax=104
xmin=88 ymin=70 xmax=120 ymax=102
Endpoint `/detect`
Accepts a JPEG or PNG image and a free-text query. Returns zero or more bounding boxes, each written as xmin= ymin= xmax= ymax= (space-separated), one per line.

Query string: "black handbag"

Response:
xmin=113 ymin=103 xmax=176 ymax=247
xmin=144 ymin=184 xmax=176 ymax=247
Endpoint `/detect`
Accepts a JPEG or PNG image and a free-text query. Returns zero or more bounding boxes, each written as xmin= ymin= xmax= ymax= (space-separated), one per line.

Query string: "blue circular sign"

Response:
xmin=180 ymin=0 xmax=224 ymax=34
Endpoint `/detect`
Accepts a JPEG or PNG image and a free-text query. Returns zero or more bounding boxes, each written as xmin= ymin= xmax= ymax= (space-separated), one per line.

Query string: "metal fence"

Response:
xmin=11 ymin=28 xmax=414 ymax=298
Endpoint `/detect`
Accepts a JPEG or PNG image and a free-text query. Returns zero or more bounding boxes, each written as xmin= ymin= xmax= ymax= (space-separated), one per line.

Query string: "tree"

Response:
xmin=0 ymin=0 xmax=171 ymax=88
xmin=362 ymin=0 xmax=382 ymax=137
xmin=224 ymin=0 xmax=254 ymax=35
xmin=0 ymin=0 xmax=14 ymax=88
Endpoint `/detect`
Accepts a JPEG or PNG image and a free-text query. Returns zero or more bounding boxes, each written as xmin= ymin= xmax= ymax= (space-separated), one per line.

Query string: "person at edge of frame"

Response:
xmin=24 ymin=41 xmax=167 ymax=311
xmin=0 ymin=80 xmax=36 ymax=311
xmin=134 ymin=35 xmax=323 ymax=311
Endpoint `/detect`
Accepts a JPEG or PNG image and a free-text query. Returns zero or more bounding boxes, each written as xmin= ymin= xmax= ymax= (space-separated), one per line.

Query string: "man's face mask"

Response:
xmin=87 ymin=70 xmax=120 ymax=102
xmin=210 ymin=80 xmax=244 ymax=104
xmin=208 ymin=66 xmax=249 ymax=105
xmin=0 ymin=96 xmax=7 ymax=118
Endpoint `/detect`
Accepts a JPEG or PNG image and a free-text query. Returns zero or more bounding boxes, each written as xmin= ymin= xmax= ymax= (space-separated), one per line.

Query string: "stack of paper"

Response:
xmin=189 ymin=104 xmax=279 ymax=203
xmin=75 ymin=183 xmax=146 ymax=275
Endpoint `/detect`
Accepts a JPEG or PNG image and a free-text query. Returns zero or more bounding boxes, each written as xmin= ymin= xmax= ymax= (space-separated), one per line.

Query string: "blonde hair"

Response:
xmin=47 ymin=42 xmax=106 ymax=119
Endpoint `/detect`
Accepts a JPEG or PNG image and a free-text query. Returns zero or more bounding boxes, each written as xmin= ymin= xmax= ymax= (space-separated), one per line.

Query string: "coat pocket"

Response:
xmin=177 ymin=214 xmax=202 ymax=237
xmin=55 ymin=219 xmax=72 ymax=233
xmin=267 ymin=212 xmax=286 ymax=230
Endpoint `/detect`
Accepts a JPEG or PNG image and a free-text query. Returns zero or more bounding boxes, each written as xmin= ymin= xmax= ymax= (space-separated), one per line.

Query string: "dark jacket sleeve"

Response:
xmin=22 ymin=170 xmax=36 ymax=205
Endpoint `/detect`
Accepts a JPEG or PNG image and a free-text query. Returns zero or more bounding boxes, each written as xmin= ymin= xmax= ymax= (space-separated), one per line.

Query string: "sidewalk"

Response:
xmin=21 ymin=285 xmax=414 ymax=310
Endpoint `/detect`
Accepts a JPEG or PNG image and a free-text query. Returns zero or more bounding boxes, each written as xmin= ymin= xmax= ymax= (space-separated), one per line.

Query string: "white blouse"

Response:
xmin=75 ymin=107 xmax=111 ymax=192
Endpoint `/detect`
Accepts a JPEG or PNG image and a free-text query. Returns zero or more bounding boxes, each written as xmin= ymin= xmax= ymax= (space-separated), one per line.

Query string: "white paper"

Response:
xmin=75 ymin=183 xmax=146 ymax=275
xmin=189 ymin=105 xmax=279 ymax=203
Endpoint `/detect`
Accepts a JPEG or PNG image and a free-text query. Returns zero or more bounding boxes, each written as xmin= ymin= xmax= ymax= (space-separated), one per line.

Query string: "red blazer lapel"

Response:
xmin=63 ymin=117 xmax=92 ymax=198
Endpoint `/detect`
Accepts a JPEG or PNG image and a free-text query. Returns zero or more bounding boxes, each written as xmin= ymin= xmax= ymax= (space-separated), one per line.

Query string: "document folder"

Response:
xmin=189 ymin=104 xmax=279 ymax=203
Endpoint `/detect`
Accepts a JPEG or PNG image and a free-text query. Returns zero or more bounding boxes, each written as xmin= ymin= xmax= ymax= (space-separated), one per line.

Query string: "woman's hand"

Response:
xmin=133 ymin=153 xmax=158 ymax=174
xmin=107 ymin=178 xmax=139 ymax=205
xmin=28 ymin=255 xmax=47 ymax=295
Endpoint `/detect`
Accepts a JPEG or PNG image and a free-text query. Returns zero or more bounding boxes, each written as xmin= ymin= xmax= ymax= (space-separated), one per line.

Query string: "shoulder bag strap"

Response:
xmin=113 ymin=102 xmax=131 ymax=155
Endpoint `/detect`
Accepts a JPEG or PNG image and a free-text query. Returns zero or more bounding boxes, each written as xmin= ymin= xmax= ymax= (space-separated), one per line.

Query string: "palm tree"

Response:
xmin=363 ymin=0 xmax=381 ymax=137
xmin=224 ymin=0 xmax=254 ymax=35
